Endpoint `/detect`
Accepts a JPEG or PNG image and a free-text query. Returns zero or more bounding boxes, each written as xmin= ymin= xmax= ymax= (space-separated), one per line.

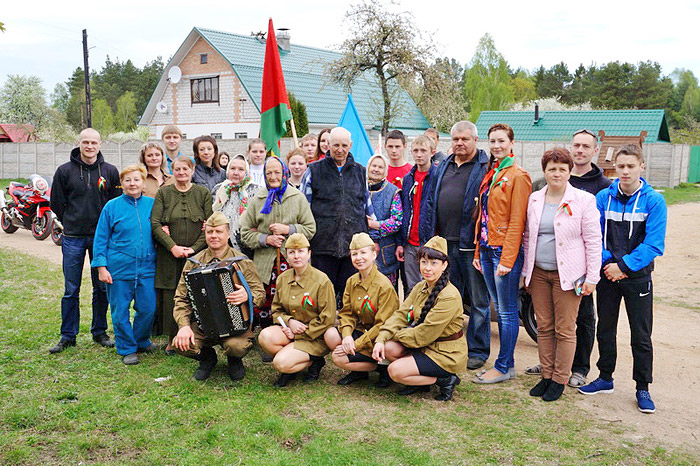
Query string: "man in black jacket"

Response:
xmin=49 ymin=128 xmax=122 ymax=353
xmin=300 ymin=127 xmax=374 ymax=305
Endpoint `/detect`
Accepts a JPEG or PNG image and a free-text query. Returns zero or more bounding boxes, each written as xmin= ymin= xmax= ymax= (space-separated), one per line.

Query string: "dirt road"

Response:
xmin=1 ymin=203 xmax=699 ymax=453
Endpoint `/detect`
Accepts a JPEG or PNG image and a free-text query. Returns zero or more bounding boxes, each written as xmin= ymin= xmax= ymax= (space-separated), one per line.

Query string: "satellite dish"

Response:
xmin=156 ymin=102 xmax=168 ymax=114
xmin=167 ymin=66 xmax=182 ymax=84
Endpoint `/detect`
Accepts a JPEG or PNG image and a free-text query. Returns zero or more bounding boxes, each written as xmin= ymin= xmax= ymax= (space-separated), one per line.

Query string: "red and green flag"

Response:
xmin=260 ymin=18 xmax=292 ymax=156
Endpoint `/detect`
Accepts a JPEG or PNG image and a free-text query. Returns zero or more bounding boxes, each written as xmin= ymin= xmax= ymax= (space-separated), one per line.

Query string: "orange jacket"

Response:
xmin=474 ymin=161 xmax=532 ymax=269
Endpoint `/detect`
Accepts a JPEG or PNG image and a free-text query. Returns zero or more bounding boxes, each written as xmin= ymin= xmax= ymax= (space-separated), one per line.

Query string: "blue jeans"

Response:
xmin=107 ymin=277 xmax=156 ymax=356
xmin=447 ymin=242 xmax=491 ymax=361
xmin=480 ymin=245 xmax=524 ymax=374
xmin=60 ymin=235 xmax=109 ymax=340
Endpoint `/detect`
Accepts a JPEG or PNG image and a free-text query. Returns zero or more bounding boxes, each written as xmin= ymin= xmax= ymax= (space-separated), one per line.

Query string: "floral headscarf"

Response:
xmin=213 ymin=154 xmax=253 ymax=214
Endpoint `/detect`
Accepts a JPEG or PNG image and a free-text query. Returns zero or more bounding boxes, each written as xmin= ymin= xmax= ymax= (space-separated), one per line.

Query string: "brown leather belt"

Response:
xmin=436 ymin=329 xmax=464 ymax=342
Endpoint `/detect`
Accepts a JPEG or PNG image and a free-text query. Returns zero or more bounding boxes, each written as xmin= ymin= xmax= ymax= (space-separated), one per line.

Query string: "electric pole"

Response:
xmin=82 ymin=29 xmax=92 ymax=128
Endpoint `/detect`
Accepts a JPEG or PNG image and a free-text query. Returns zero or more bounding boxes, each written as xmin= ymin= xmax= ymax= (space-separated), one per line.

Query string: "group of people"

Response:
xmin=47 ymin=120 xmax=667 ymax=412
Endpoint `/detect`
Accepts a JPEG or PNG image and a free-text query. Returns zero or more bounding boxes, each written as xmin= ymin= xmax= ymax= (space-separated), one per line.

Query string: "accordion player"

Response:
xmin=184 ymin=257 xmax=254 ymax=338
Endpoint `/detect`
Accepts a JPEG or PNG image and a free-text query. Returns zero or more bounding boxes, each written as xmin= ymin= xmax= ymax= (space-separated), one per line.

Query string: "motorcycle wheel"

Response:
xmin=50 ymin=221 xmax=63 ymax=246
xmin=519 ymin=289 xmax=538 ymax=342
xmin=1 ymin=212 xmax=18 ymax=233
xmin=31 ymin=212 xmax=52 ymax=240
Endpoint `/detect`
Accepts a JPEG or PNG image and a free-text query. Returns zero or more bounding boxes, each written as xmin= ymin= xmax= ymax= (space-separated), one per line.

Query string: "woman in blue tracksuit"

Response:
xmin=92 ymin=165 xmax=157 ymax=365
xmin=578 ymin=145 xmax=667 ymax=414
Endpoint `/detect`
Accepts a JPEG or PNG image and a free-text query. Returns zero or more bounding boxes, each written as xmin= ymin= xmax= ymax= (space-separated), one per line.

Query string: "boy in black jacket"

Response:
xmin=49 ymin=128 xmax=121 ymax=353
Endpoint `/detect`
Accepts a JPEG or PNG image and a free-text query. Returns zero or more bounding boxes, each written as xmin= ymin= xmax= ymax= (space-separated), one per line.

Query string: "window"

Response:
xmin=191 ymin=77 xmax=219 ymax=104
xmin=211 ymin=133 xmax=222 ymax=139
xmin=200 ymin=53 xmax=208 ymax=64
xmin=235 ymin=132 xmax=248 ymax=139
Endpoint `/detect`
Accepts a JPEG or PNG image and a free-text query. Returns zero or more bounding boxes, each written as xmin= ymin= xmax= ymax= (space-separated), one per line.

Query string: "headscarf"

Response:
xmin=366 ymin=154 xmax=389 ymax=191
xmin=260 ymin=156 xmax=290 ymax=214
xmin=213 ymin=154 xmax=252 ymax=213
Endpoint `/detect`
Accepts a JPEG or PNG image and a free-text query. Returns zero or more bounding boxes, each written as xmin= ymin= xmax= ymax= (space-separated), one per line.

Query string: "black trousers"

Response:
xmin=595 ymin=275 xmax=654 ymax=390
xmin=571 ymin=294 xmax=595 ymax=376
xmin=312 ymin=254 xmax=355 ymax=309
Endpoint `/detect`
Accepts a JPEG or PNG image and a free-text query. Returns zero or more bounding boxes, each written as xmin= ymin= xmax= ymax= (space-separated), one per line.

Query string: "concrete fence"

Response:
xmin=0 ymin=138 xmax=691 ymax=188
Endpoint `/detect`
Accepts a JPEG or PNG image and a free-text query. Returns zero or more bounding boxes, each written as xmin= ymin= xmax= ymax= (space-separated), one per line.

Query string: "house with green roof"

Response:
xmin=139 ymin=27 xmax=429 ymax=140
xmin=476 ymin=109 xmax=670 ymax=143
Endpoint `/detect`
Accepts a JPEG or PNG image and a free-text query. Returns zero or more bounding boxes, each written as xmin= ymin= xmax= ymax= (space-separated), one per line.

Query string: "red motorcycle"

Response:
xmin=0 ymin=174 xmax=55 ymax=241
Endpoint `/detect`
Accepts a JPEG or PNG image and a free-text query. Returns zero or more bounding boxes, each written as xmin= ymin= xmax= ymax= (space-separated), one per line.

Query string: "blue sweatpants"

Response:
xmin=106 ymin=277 xmax=156 ymax=356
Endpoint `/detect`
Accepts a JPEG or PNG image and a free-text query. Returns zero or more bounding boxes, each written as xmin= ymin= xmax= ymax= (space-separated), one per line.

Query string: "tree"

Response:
xmin=462 ymin=34 xmax=514 ymax=122
xmin=91 ymin=99 xmax=114 ymax=135
xmin=64 ymin=68 xmax=86 ymax=130
xmin=327 ymin=1 xmax=432 ymax=135
xmin=510 ymin=69 xmax=537 ymax=104
xmin=0 ymin=21 xmax=5 ymax=32
xmin=534 ymin=62 xmax=572 ymax=99
xmin=50 ymin=83 xmax=70 ymax=114
xmin=115 ymin=91 xmax=137 ymax=132
xmin=405 ymin=57 xmax=468 ymax=132
xmin=0 ymin=74 xmax=50 ymax=136
xmin=284 ymin=93 xmax=309 ymax=139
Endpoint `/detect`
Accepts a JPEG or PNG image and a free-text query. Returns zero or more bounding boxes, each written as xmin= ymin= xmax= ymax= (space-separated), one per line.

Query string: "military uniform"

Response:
xmin=271 ymin=265 xmax=335 ymax=357
xmin=173 ymin=245 xmax=265 ymax=358
xmin=376 ymin=280 xmax=467 ymax=374
xmin=338 ymin=265 xmax=399 ymax=358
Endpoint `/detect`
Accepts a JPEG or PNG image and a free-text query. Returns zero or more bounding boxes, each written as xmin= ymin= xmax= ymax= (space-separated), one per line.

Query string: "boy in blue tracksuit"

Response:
xmin=579 ymin=145 xmax=667 ymax=414
xmin=92 ymin=166 xmax=157 ymax=365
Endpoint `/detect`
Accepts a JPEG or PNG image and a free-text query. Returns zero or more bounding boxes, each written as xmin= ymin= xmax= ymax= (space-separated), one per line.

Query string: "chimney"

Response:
xmin=533 ymin=101 xmax=540 ymax=125
xmin=276 ymin=28 xmax=290 ymax=52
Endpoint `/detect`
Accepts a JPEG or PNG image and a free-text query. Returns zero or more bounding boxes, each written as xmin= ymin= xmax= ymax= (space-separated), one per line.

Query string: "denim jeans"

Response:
xmin=480 ymin=245 xmax=524 ymax=374
xmin=107 ymin=277 xmax=156 ymax=356
xmin=60 ymin=235 xmax=109 ymax=340
xmin=447 ymin=242 xmax=491 ymax=361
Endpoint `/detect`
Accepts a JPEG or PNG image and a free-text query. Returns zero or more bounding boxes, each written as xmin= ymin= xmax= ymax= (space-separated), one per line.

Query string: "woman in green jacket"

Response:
xmin=240 ymin=157 xmax=316 ymax=329
xmin=151 ymin=156 xmax=213 ymax=353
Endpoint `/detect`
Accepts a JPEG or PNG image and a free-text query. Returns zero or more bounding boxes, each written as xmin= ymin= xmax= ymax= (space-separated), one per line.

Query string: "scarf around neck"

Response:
xmin=479 ymin=153 xmax=515 ymax=195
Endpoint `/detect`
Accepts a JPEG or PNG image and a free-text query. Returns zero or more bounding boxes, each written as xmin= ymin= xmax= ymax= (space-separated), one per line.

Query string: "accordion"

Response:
xmin=184 ymin=256 xmax=254 ymax=338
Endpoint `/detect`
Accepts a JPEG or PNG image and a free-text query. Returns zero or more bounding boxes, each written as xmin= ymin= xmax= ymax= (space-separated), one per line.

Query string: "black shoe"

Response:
xmin=435 ymin=375 xmax=461 ymax=401
xmin=398 ymin=385 xmax=431 ymax=396
xmin=261 ymin=352 xmax=273 ymax=363
xmin=337 ymin=371 xmax=369 ymax=386
xmin=530 ymin=378 xmax=552 ymax=397
xmin=374 ymin=365 xmax=392 ymax=388
xmin=542 ymin=381 xmax=565 ymax=402
xmin=273 ymin=372 xmax=297 ymax=387
xmin=304 ymin=356 xmax=326 ymax=382
xmin=137 ymin=343 xmax=160 ymax=354
xmin=49 ymin=338 xmax=75 ymax=354
xmin=467 ymin=357 xmax=486 ymax=370
xmin=227 ymin=356 xmax=246 ymax=382
xmin=193 ymin=347 xmax=218 ymax=381
xmin=164 ymin=348 xmax=177 ymax=356
xmin=93 ymin=334 xmax=115 ymax=348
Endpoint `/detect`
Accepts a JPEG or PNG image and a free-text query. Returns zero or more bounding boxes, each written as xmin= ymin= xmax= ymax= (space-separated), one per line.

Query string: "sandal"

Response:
xmin=525 ymin=364 xmax=542 ymax=376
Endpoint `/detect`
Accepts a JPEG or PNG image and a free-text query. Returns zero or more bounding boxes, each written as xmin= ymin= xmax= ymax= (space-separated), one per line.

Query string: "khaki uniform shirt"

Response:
xmin=173 ymin=246 xmax=266 ymax=329
xmin=271 ymin=265 xmax=335 ymax=356
xmin=143 ymin=170 xmax=174 ymax=199
xmin=338 ymin=265 xmax=399 ymax=357
xmin=376 ymin=280 xmax=467 ymax=374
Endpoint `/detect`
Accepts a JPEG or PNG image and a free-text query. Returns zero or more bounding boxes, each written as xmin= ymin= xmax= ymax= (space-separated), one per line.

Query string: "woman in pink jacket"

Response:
xmin=521 ymin=148 xmax=602 ymax=401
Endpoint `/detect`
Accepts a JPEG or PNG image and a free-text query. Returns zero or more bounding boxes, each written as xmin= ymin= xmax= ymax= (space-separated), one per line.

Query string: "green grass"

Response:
xmin=657 ymin=183 xmax=700 ymax=205
xmin=0 ymin=248 xmax=697 ymax=465
xmin=1 ymin=178 xmax=29 ymax=192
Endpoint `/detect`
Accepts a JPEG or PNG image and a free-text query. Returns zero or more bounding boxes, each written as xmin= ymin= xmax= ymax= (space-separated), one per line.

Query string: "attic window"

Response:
xmin=200 ymin=53 xmax=208 ymax=64
xmin=191 ymin=76 xmax=219 ymax=104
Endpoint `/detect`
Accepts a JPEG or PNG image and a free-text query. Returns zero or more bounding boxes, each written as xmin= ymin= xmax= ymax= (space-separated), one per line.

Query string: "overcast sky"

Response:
xmin=2 ymin=0 xmax=699 ymax=98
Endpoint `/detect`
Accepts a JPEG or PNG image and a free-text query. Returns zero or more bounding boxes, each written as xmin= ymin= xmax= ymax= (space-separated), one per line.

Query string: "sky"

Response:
xmin=2 ymin=0 xmax=700 ymax=99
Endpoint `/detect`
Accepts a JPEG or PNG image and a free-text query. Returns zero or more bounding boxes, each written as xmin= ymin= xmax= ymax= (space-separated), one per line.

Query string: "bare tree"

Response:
xmin=327 ymin=1 xmax=433 ymax=135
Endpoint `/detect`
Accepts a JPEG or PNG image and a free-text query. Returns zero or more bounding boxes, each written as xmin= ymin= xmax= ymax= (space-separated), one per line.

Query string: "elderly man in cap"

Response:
xmin=172 ymin=212 xmax=265 ymax=382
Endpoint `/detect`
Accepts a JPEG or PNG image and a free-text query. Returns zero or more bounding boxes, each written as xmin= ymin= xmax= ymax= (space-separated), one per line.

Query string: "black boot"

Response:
xmin=434 ymin=375 xmax=461 ymax=401
xmin=374 ymin=365 xmax=392 ymax=388
xmin=227 ymin=356 xmax=245 ymax=382
xmin=529 ymin=378 xmax=552 ymax=397
xmin=273 ymin=372 xmax=297 ymax=387
xmin=304 ymin=355 xmax=326 ymax=382
xmin=398 ymin=385 xmax=431 ymax=396
xmin=193 ymin=346 xmax=217 ymax=381
xmin=337 ymin=371 xmax=369 ymax=386
xmin=542 ymin=381 xmax=565 ymax=402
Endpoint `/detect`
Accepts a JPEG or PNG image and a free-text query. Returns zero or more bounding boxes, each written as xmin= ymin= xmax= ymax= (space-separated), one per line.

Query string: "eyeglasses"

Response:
xmin=573 ymin=129 xmax=598 ymax=140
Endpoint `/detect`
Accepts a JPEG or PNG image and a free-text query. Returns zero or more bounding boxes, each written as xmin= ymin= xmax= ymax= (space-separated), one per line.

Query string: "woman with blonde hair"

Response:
xmin=139 ymin=142 xmax=173 ymax=198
